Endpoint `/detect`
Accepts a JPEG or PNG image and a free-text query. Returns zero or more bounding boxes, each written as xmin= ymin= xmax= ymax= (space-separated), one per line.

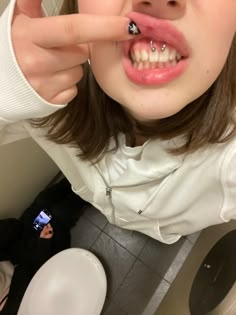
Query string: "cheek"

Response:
xmin=89 ymin=43 xmax=116 ymax=79
xmin=78 ymin=0 xmax=98 ymax=13
xmin=197 ymin=32 xmax=234 ymax=85
xmin=78 ymin=1 xmax=90 ymax=13
xmin=78 ymin=0 xmax=125 ymax=14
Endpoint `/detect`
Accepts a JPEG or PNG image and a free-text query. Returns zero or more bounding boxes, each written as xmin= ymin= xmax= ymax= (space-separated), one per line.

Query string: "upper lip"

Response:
xmin=125 ymin=12 xmax=190 ymax=57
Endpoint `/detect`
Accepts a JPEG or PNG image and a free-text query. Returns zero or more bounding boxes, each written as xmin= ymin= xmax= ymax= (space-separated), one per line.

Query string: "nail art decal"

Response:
xmin=128 ymin=21 xmax=141 ymax=35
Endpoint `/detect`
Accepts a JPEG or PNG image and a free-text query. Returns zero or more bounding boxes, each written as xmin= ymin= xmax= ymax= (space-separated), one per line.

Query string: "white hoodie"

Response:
xmin=0 ymin=0 xmax=236 ymax=244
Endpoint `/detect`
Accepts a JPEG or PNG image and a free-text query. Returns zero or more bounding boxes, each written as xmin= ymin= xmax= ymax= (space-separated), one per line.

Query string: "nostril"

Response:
xmin=141 ymin=1 xmax=152 ymax=6
xmin=168 ymin=1 xmax=178 ymax=7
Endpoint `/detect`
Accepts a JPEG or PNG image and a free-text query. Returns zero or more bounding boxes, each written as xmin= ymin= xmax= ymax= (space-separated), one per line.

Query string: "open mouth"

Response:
xmin=122 ymin=12 xmax=190 ymax=85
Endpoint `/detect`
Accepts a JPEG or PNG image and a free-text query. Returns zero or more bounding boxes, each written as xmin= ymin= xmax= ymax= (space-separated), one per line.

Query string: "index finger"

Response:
xmin=30 ymin=14 xmax=136 ymax=48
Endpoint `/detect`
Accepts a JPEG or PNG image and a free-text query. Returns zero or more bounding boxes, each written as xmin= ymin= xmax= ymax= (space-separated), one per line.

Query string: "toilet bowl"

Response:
xmin=189 ymin=230 xmax=236 ymax=315
xmin=18 ymin=248 xmax=107 ymax=315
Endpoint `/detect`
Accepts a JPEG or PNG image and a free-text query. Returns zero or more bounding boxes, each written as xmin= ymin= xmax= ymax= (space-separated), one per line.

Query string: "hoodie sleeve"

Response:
xmin=220 ymin=138 xmax=236 ymax=222
xmin=0 ymin=0 xmax=66 ymax=128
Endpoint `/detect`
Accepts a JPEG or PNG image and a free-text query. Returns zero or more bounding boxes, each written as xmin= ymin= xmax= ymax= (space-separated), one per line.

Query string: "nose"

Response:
xmin=132 ymin=0 xmax=186 ymax=20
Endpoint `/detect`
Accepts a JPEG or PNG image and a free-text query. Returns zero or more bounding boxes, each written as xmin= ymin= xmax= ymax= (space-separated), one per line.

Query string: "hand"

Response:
xmin=11 ymin=0 xmax=133 ymax=104
xmin=40 ymin=223 xmax=54 ymax=239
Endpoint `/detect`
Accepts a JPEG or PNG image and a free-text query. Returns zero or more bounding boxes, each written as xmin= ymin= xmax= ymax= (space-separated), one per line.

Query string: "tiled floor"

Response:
xmin=71 ymin=205 xmax=186 ymax=315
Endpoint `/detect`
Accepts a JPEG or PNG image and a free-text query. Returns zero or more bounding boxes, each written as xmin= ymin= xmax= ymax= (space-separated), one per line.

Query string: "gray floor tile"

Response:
xmin=102 ymin=298 xmax=128 ymax=315
xmin=104 ymin=223 xmax=148 ymax=256
xmin=138 ymin=236 xmax=185 ymax=278
xmin=71 ymin=217 xmax=101 ymax=249
xmin=114 ymin=260 xmax=162 ymax=315
xmin=91 ymin=232 xmax=136 ymax=297
xmin=186 ymin=231 xmax=201 ymax=244
xmin=83 ymin=205 xmax=108 ymax=230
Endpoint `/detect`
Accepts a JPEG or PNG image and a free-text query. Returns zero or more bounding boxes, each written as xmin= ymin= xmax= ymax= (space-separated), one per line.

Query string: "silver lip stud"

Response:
xmin=161 ymin=43 xmax=166 ymax=52
xmin=150 ymin=40 xmax=156 ymax=52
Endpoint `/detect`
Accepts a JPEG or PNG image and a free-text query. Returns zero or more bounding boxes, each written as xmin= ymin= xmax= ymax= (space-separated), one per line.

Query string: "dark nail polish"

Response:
xmin=128 ymin=21 xmax=141 ymax=35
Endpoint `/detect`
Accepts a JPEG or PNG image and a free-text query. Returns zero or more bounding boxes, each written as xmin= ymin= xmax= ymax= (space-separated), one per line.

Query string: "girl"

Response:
xmin=0 ymin=0 xmax=236 ymax=244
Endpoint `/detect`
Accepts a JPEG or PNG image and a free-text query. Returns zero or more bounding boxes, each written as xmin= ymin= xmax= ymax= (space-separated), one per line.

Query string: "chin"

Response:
xmin=120 ymin=95 xmax=189 ymax=121
xmin=124 ymin=106 xmax=178 ymax=121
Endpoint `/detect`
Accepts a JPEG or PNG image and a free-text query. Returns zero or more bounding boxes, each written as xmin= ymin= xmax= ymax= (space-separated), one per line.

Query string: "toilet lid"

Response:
xmin=18 ymin=248 xmax=107 ymax=315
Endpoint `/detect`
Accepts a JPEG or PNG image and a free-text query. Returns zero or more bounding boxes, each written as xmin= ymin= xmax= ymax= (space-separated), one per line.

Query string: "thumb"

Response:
xmin=15 ymin=0 xmax=43 ymax=18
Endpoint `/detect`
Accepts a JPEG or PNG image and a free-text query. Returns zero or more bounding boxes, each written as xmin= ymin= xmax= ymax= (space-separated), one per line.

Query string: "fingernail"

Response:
xmin=128 ymin=21 xmax=141 ymax=35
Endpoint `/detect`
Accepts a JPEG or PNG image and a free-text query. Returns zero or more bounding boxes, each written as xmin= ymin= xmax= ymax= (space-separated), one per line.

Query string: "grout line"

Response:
xmin=89 ymin=231 xmax=103 ymax=250
xmin=102 ymin=221 xmax=109 ymax=231
xmin=82 ymin=207 xmax=109 ymax=231
xmin=101 ymin=228 xmax=143 ymax=258
xmin=110 ymin=256 xmax=139 ymax=299
xmin=136 ymin=257 xmax=167 ymax=281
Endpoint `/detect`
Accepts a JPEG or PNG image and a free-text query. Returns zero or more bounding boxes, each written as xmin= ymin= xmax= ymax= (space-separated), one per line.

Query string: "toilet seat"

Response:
xmin=18 ymin=248 xmax=107 ymax=315
xmin=189 ymin=230 xmax=236 ymax=315
xmin=207 ymin=282 xmax=236 ymax=315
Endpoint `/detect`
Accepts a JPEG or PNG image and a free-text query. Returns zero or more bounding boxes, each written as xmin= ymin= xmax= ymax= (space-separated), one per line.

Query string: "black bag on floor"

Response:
xmin=19 ymin=177 xmax=88 ymax=254
xmin=0 ymin=177 xmax=88 ymax=315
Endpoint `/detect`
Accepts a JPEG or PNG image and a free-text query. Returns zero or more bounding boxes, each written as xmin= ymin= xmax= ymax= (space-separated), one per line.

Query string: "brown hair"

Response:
xmin=32 ymin=0 xmax=236 ymax=161
xmin=59 ymin=0 xmax=78 ymax=15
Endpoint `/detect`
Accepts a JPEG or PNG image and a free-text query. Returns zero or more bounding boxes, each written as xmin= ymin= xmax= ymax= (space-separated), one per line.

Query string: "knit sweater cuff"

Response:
xmin=0 ymin=0 xmax=66 ymax=123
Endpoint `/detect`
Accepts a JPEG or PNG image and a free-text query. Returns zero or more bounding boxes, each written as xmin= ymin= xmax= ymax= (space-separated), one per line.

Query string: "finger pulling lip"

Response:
xmin=125 ymin=12 xmax=190 ymax=57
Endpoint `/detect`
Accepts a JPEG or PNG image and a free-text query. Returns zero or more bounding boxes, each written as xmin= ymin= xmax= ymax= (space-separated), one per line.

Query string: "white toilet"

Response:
xmin=189 ymin=230 xmax=236 ymax=315
xmin=17 ymin=248 xmax=107 ymax=315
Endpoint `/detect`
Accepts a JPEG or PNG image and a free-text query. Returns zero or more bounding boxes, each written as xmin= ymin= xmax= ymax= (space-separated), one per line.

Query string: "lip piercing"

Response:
xmin=161 ymin=43 xmax=166 ymax=52
xmin=150 ymin=41 xmax=167 ymax=52
xmin=150 ymin=40 xmax=156 ymax=52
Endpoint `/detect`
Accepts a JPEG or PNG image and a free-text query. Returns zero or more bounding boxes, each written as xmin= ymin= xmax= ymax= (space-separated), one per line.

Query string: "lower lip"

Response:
xmin=122 ymin=55 xmax=188 ymax=86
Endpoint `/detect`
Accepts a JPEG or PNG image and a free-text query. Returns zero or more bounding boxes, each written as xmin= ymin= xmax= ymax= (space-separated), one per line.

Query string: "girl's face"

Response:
xmin=78 ymin=0 xmax=236 ymax=121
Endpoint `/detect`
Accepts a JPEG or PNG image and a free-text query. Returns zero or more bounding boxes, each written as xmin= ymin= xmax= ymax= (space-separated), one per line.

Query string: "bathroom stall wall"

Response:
xmin=0 ymin=0 xmax=64 ymax=218
xmin=0 ymin=139 xmax=59 ymax=218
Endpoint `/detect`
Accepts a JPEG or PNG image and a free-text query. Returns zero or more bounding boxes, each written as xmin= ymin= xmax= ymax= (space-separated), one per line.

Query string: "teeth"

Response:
xmin=132 ymin=60 xmax=178 ymax=70
xmin=134 ymin=50 xmax=141 ymax=62
xmin=159 ymin=48 xmax=170 ymax=63
xmin=130 ymin=46 xmax=182 ymax=69
xmin=138 ymin=62 xmax=144 ymax=70
xmin=144 ymin=61 xmax=150 ymax=69
xmin=151 ymin=62 xmax=157 ymax=69
xmin=169 ymin=50 xmax=176 ymax=61
xmin=176 ymin=52 xmax=182 ymax=61
xmin=141 ymin=50 xmax=149 ymax=62
xmin=149 ymin=50 xmax=159 ymax=63
xmin=171 ymin=60 xmax=177 ymax=66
